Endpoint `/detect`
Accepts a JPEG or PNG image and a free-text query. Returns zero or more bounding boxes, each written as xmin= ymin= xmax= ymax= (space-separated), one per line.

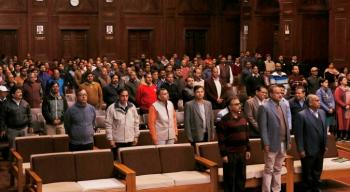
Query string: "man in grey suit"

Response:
xmin=244 ymin=86 xmax=268 ymax=138
xmin=295 ymin=94 xmax=327 ymax=192
xmin=184 ymin=85 xmax=215 ymax=145
xmin=258 ymin=85 xmax=291 ymax=192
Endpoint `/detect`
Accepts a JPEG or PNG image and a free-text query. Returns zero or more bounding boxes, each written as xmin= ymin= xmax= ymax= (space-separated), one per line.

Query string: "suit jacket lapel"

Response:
xmin=306 ymin=109 xmax=322 ymax=136
xmin=268 ymin=100 xmax=280 ymax=119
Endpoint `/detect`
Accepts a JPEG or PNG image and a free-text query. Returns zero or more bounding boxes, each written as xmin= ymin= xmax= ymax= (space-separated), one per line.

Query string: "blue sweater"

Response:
xmin=64 ymin=103 xmax=96 ymax=145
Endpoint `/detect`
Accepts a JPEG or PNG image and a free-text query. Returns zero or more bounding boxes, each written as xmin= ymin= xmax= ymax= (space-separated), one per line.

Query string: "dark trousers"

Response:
xmin=223 ymin=153 xmax=246 ymax=192
xmin=69 ymin=143 xmax=94 ymax=151
xmin=111 ymin=142 xmax=133 ymax=160
xmin=190 ymin=132 xmax=208 ymax=148
xmin=301 ymin=151 xmax=324 ymax=192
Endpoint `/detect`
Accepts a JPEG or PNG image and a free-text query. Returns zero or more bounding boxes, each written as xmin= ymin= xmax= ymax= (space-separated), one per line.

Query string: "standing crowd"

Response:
xmin=0 ymin=51 xmax=350 ymax=192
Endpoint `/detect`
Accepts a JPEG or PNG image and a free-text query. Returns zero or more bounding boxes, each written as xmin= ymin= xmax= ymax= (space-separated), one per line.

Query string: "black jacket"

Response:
xmin=1 ymin=99 xmax=31 ymax=130
xmin=103 ymin=82 xmax=125 ymax=107
xmin=42 ymin=94 xmax=68 ymax=124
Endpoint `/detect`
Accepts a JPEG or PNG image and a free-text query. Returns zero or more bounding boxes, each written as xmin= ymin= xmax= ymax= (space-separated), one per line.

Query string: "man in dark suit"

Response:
xmin=245 ymin=65 xmax=265 ymax=97
xmin=258 ymin=85 xmax=291 ymax=192
xmin=184 ymin=85 xmax=215 ymax=144
xmin=294 ymin=94 xmax=327 ymax=192
xmin=204 ymin=67 xmax=225 ymax=109
xmin=289 ymin=86 xmax=307 ymax=131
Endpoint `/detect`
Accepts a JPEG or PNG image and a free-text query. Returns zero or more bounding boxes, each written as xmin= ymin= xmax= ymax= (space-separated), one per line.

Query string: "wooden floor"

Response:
xmin=1 ymin=143 xmax=350 ymax=192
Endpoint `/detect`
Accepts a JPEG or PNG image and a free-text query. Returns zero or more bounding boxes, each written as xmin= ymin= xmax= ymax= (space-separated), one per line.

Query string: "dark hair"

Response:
xmin=110 ymin=73 xmax=119 ymax=79
xmin=144 ymin=72 xmax=152 ymax=78
xmin=255 ymin=86 xmax=267 ymax=92
xmin=319 ymin=78 xmax=327 ymax=85
xmin=85 ymin=71 xmax=94 ymax=77
xmin=48 ymin=81 xmax=59 ymax=90
xmin=295 ymin=86 xmax=305 ymax=93
xmin=225 ymin=96 xmax=240 ymax=108
xmin=117 ymin=88 xmax=128 ymax=96
xmin=185 ymin=76 xmax=194 ymax=82
xmin=193 ymin=85 xmax=204 ymax=92
xmin=338 ymin=76 xmax=346 ymax=83
xmin=10 ymin=86 xmax=22 ymax=95
xmin=76 ymin=87 xmax=86 ymax=95
xmin=157 ymin=88 xmax=168 ymax=96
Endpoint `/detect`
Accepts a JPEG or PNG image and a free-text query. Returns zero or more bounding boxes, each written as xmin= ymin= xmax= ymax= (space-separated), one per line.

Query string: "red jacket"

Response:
xmin=136 ymin=84 xmax=157 ymax=110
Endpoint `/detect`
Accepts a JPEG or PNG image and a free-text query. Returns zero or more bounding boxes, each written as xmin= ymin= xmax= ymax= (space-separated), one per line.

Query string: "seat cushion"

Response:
xmin=22 ymin=162 xmax=31 ymax=175
xmin=294 ymin=158 xmax=350 ymax=174
xmin=218 ymin=168 xmax=223 ymax=182
xmin=247 ymin=164 xmax=288 ymax=178
xmin=323 ymin=157 xmax=350 ymax=171
xmin=163 ymin=171 xmax=210 ymax=186
xmin=77 ymin=178 xmax=125 ymax=192
xmin=42 ymin=182 xmax=82 ymax=192
xmin=136 ymin=174 xmax=174 ymax=190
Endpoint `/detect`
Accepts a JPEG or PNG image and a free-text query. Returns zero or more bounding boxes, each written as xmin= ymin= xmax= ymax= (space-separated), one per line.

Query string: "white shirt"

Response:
xmin=213 ymin=78 xmax=222 ymax=98
xmin=309 ymin=108 xmax=319 ymax=119
xmin=197 ymin=102 xmax=206 ymax=131
xmin=12 ymin=99 xmax=20 ymax=106
xmin=193 ymin=79 xmax=205 ymax=87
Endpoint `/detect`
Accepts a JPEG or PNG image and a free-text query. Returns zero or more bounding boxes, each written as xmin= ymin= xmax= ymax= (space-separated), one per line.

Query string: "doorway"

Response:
xmin=61 ymin=30 xmax=88 ymax=59
xmin=128 ymin=30 xmax=153 ymax=61
xmin=0 ymin=30 xmax=18 ymax=58
xmin=185 ymin=29 xmax=207 ymax=58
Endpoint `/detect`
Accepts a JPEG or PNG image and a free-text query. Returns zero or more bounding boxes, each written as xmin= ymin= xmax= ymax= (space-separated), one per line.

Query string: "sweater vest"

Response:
xmin=153 ymin=101 xmax=176 ymax=141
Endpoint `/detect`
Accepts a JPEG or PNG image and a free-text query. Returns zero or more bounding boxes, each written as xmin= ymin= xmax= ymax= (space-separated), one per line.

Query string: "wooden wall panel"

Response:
xmin=255 ymin=15 xmax=279 ymax=56
xmin=333 ymin=18 xmax=347 ymax=62
xmin=54 ymin=0 xmax=98 ymax=13
xmin=0 ymin=0 xmax=26 ymax=12
xmin=301 ymin=14 xmax=329 ymax=67
xmin=0 ymin=0 xmax=338 ymax=67
xmin=221 ymin=17 xmax=240 ymax=56
xmin=329 ymin=0 xmax=350 ymax=68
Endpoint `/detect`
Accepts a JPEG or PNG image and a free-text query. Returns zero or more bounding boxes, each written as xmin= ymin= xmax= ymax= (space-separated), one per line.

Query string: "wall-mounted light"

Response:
xmin=36 ymin=25 xmax=44 ymax=35
xmin=284 ymin=24 xmax=290 ymax=35
xmin=106 ymin=25 xmax=113 ymax=35
xmin=243 ymin=25 xmax=248 ymax=35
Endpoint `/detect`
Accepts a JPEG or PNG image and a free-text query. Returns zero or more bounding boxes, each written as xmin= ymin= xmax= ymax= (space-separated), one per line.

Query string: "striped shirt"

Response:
xmin=216 ymin=113 xmax=250 ymax=156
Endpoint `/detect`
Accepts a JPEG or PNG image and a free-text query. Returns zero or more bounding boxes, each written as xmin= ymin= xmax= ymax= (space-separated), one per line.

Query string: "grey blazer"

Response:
xmin=244 ymin=96 xmax=264 ymax=138
xmin=184 ymin=100 xmax=215 ymax=142
xmin=258 ymin=99 xmax=291 ymax=152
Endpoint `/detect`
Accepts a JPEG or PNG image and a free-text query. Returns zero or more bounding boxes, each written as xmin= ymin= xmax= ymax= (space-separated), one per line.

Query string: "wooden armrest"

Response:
xmin=195 ymin=156 xmax=218 ymax=168
xmin=26 ymin=169 xmax=42 ymax=192
xmin=337 ymin=145 xmax=350 ymax=153
xmin=114 ymin=163 xmax=136 ymax=192
xmin=11 ymin=149 xmax=23 ymax=163
xmin=26 ymin=169 xmax=42 ymax=184
xmin=114 ymin=162 xmax=136 ymax=175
